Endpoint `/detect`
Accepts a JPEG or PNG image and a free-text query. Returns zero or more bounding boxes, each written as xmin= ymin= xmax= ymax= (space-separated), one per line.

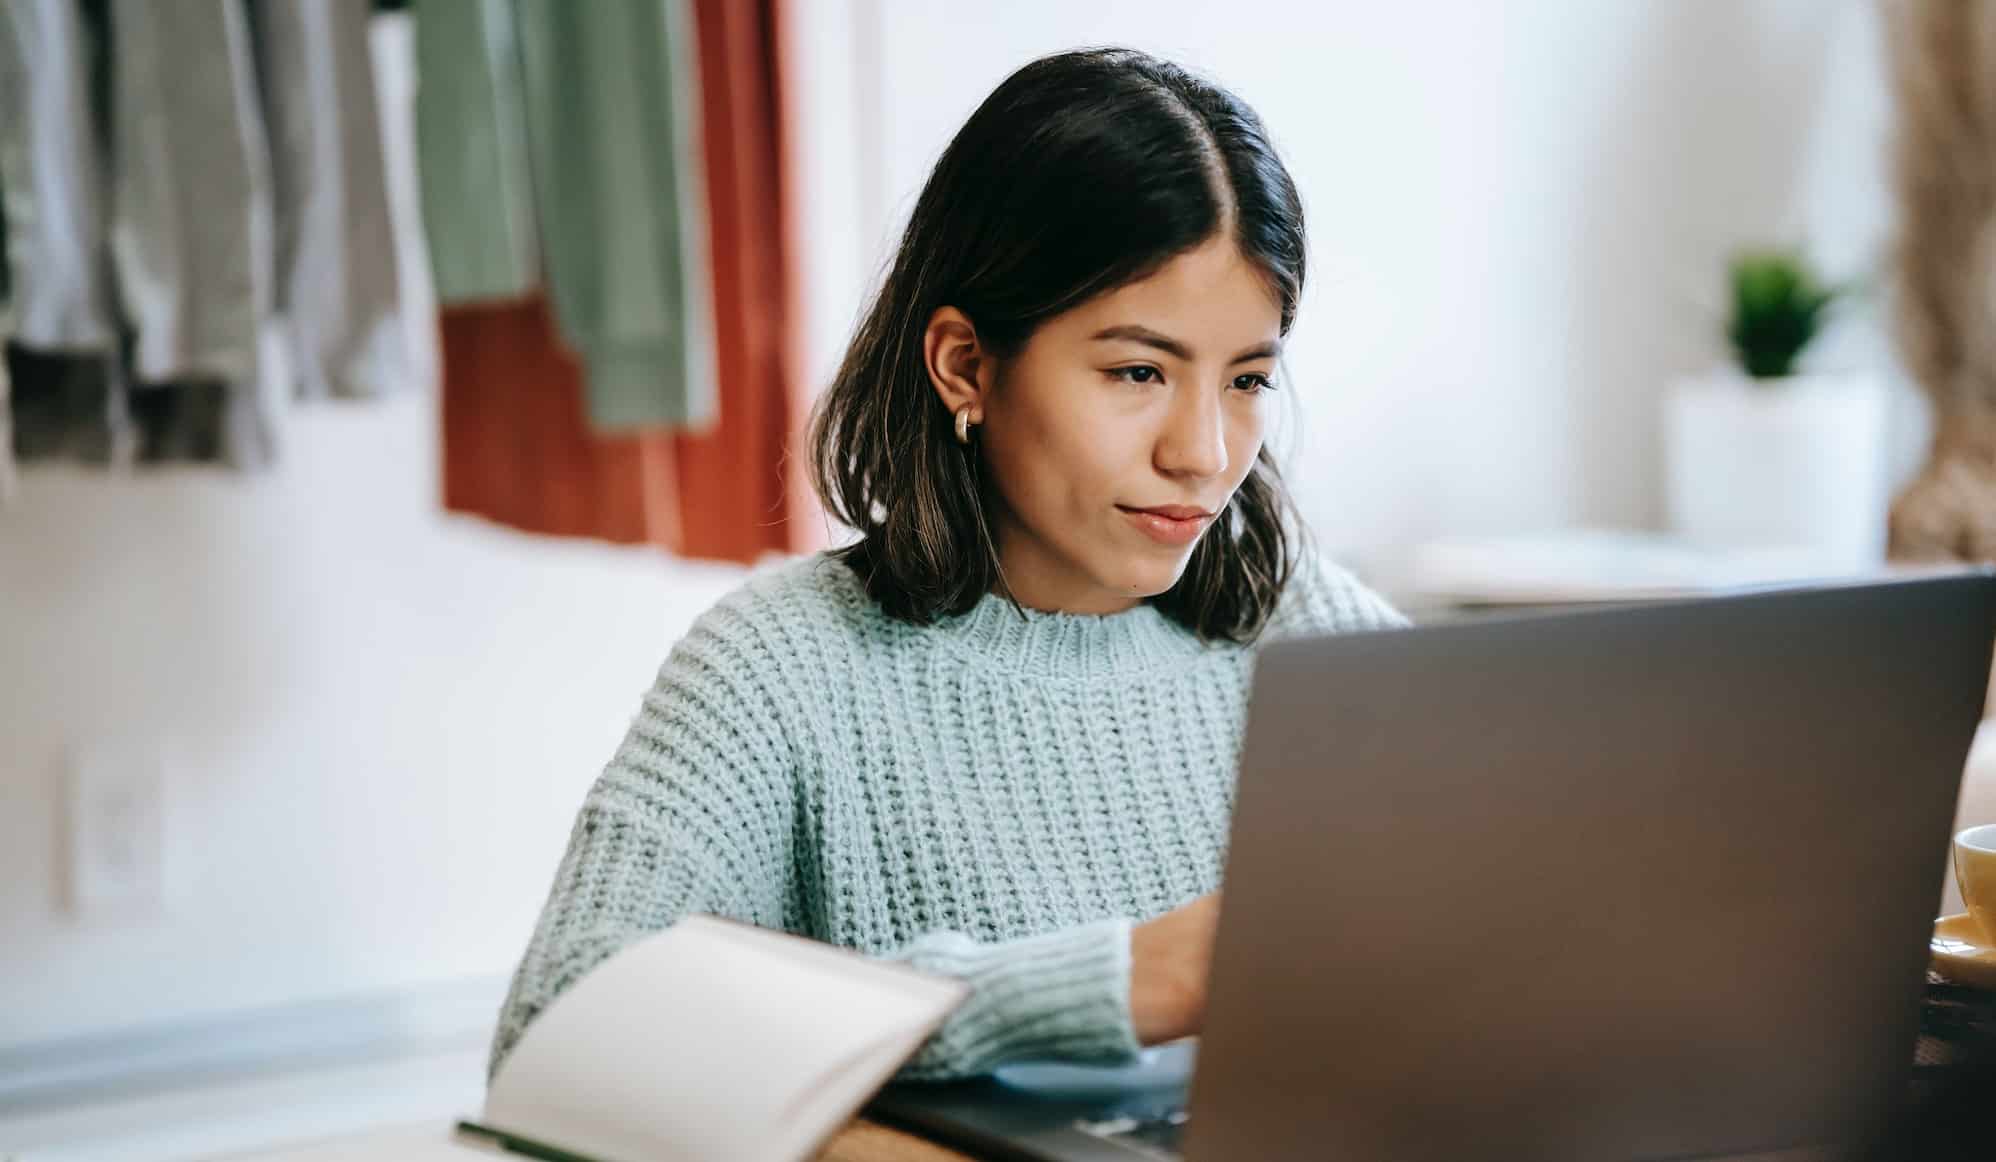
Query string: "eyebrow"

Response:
xmin=1088 ymin=324 xmax=1281 ymax=365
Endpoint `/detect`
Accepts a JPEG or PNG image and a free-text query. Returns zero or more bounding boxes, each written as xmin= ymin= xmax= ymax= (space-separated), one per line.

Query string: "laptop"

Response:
xmin=867 ymin=572 xmax=1996 ymax=1161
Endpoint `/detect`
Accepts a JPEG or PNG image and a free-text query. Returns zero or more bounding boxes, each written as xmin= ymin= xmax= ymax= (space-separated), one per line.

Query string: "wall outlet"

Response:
xmin=61 ymin=742 xmax=169 ymax=918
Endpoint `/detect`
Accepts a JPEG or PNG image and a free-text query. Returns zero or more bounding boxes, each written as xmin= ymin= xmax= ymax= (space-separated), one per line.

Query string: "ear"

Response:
xmin=923 ymin=306 xmax=993 ymax=425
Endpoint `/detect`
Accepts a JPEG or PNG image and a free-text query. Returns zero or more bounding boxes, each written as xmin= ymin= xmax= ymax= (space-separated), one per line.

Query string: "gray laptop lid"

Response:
xmin=1187 ymin=573 xmax=1996 ymax=1161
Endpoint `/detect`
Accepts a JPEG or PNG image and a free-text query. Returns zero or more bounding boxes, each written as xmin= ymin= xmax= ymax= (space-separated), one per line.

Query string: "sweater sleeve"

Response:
xmin=486 ymin=596 xmax=797 ymax=1084
xmin=881 ymin=919 xmax=1142 ymax=1080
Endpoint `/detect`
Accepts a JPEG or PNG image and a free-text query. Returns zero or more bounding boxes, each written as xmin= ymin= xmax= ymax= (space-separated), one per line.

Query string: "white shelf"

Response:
xmin=1408 ymin=528 xmax=1933 ymax=608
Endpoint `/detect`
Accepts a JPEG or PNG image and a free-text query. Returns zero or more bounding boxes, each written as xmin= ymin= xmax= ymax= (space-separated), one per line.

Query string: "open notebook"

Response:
xmin=455 ymin=915 xmax=967 ymax=1162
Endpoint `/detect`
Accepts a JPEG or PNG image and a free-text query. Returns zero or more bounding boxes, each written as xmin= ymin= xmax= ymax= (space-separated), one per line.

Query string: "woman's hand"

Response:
xmin=1128 ymin=891 xmax=1221 ymax=1045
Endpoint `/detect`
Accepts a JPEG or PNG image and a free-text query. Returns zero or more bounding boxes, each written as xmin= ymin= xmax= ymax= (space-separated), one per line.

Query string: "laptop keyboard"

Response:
xmin=1073 ymin=1102 xmax=1189 ymax=1159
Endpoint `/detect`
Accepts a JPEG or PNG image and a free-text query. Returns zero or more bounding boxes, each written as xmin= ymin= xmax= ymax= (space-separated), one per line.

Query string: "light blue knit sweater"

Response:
xmin=490 ymin=551 xmax=1407 ymax=1082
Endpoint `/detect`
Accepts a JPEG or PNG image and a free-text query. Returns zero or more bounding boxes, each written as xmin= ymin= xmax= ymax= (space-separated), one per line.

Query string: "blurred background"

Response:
xmin=3 ymin=0 xmax=1993 ymax=1157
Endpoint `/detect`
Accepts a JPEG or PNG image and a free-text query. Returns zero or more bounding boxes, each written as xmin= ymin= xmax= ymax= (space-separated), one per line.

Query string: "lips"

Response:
xmin=1118 ymin=504 xmax=1216 ymax=546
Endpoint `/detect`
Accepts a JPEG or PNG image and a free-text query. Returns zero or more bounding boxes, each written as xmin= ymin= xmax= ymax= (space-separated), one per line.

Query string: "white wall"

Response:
xmin=0 ymin=403 xmax=742 ymax=1048
xmin=791 ymin=0 xmax=1911 ymax=587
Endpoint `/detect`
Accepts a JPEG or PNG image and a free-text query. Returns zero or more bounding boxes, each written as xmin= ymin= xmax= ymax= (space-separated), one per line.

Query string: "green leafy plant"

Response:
xmin=1727 ymin=250 xmax=1840 ymax=380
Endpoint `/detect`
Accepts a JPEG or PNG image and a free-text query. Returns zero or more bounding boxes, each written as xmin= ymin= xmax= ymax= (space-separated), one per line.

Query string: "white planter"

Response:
xmin=1662 ymin=371 xmax=1890 ymax=573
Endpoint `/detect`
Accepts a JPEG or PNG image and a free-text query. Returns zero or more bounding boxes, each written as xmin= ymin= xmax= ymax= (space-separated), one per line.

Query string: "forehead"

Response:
xmin=1048 ymin=238 xmax=1284 ymax=350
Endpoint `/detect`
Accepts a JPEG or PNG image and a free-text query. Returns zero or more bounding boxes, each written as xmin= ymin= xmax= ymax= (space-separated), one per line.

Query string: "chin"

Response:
xmin=1102 ymin=550 xmax=1196 ymax=600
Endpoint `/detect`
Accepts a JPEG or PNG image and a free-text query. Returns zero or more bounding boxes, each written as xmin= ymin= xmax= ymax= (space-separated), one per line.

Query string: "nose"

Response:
xmin=1154 ymin=385 xmax=1229 ymax=481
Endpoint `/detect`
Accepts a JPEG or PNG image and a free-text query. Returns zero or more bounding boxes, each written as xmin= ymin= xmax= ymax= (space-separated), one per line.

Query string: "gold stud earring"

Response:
xmin=954 ymin=405 xmax=976 ymax=445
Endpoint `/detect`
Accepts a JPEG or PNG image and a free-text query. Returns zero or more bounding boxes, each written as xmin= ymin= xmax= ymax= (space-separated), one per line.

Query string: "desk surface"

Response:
xmin=210 ymin=1117 xmax=976 ymax=1161
xmin=817 ymin=1119 xmax=975 ymax=1161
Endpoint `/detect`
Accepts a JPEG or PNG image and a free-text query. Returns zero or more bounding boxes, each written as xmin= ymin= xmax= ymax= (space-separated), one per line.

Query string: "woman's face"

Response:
xmin=974 ymin=237 xmax=1283 ymax=614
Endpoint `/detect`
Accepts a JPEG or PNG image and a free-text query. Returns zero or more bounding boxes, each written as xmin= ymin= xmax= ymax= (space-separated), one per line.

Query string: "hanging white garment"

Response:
xmin=252 ymin=0 xmax=406 ymax=401
xmin=0 ymin=0 xmax=130 ymax=474
xmin=0 ymin=0 xmax=118 ymax=351
xmin=107 ymin=0 xmax=276 ymax=468
xmin=107 ymin=0 xmax=271 ymax=386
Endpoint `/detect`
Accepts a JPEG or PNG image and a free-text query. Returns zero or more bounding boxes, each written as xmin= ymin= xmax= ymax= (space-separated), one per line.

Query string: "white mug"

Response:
xmin=1954 ymin=823 xmax=1996 ymax=942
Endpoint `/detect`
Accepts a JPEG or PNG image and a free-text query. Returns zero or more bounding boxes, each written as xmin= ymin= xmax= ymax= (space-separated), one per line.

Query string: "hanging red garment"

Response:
xmin=439 ymin=297 xmax=682 ymax=549
xmin=672 ymin=0 xmax=809 ymax=562
xmin=436 ymin=0 xmax=816 ymax=565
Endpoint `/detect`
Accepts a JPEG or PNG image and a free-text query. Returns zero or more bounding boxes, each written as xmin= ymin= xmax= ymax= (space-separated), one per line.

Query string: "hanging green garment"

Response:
xmin=513 ymin=0 xmax=714 ymax=432
xmin=413 ymin=0 xmax=714 ymax=431
xmin=412 ymin=0 xmax=538 ymax=305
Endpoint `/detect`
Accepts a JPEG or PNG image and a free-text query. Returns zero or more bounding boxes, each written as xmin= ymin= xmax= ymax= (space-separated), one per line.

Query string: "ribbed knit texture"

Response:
xmin=489 ymin=550 xmax=1407 ymax=1083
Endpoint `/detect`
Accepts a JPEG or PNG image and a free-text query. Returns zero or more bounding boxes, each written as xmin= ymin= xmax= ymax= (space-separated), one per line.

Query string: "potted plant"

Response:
xmin=1662 ymin=250 xmax=1891 ymax=573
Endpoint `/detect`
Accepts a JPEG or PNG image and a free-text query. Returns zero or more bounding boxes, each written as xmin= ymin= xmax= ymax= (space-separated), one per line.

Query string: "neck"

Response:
xmin=993 ymin=522 xmax=1142 ymax=616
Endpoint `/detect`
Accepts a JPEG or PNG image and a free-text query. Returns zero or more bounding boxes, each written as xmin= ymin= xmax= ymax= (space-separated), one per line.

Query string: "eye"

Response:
xmin=1232 ymin=372 xmax=1278 ymax=394
xmin=1108 ymin=365 xmax=1163 ymax=385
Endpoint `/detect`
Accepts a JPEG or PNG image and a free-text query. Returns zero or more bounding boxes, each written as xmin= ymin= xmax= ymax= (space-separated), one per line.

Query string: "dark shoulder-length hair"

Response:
xmin=809 ymin=47 xmax=1309 ymax=643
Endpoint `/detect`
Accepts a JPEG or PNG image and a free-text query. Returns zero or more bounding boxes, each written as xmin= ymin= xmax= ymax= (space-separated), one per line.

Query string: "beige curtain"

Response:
xmin=1885 ymin=0 xmax=1996 ymax=561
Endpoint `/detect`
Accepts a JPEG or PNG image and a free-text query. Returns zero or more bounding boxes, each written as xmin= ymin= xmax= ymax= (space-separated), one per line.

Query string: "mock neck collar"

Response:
xmin=931 ymin=589 xmax=1218 ymax=678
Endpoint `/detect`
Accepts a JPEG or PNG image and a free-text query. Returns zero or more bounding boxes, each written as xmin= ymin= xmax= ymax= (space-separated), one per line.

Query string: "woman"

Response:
xmin=490 ymin=46 xmax=1406 ymax=1084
